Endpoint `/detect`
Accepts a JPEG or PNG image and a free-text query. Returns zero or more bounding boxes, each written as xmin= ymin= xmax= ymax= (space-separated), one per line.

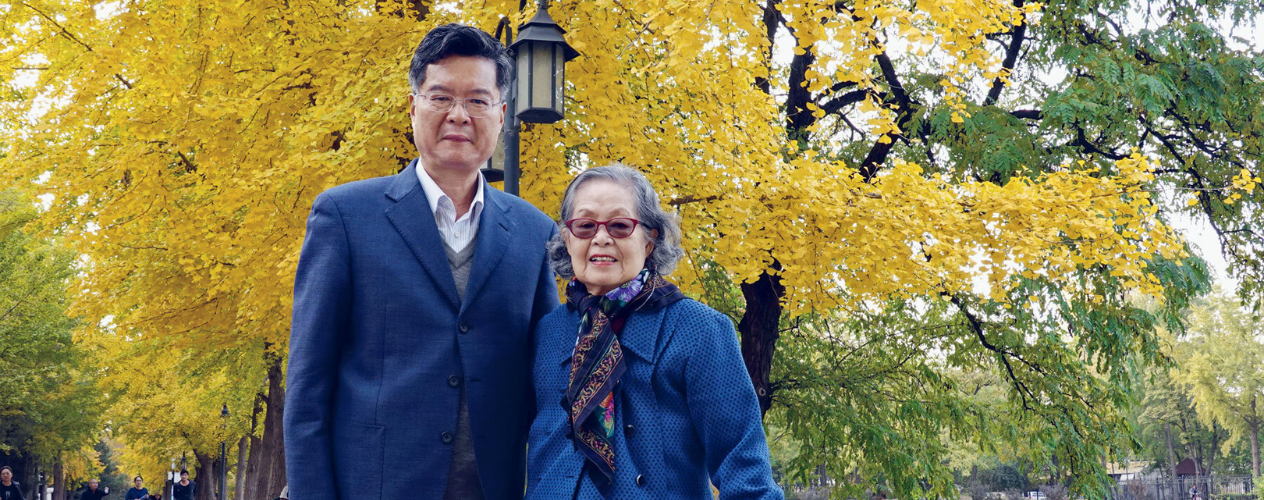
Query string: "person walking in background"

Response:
xmin=285 ymin=23 xmax=559 ymax=500
xmin=171 ymin=471 xmax=194 ymax=500
xmin=525 ymin=166 xmax=782 ymax=499
xmin=125 ymin=476 xmax=149 ymax=500
xmin=79 ymin=479 xmax=109 ymax=500
xmin=0 ymin=466 xmax=25 ymax=500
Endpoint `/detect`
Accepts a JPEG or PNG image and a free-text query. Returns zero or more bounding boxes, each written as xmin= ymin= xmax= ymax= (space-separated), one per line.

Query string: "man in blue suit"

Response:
xmin=284 ymin=24 xmax=559 ymax=500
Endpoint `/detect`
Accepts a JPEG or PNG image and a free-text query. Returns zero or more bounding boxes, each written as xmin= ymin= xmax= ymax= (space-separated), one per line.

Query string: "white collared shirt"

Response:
xmin=417 ymin=165 xmax=484 ymax=253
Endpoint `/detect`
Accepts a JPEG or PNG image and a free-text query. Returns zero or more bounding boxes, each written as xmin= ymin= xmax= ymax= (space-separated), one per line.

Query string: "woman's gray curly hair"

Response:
xmin=546 ymin=164 xmax=684 ymax=279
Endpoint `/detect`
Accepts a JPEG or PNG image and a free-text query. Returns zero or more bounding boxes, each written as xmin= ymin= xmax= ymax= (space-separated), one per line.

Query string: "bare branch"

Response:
xmin=983 ymin=0 xmax=1029 ymax=106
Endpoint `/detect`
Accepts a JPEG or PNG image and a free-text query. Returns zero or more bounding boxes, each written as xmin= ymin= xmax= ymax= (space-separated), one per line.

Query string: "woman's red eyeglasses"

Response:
xmin=563 ymin=218 xmax=642 ymax=239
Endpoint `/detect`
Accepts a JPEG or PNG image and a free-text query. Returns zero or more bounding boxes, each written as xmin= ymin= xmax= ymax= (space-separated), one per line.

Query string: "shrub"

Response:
xmin=1040 ymin=484 xmax=1069 ymax=500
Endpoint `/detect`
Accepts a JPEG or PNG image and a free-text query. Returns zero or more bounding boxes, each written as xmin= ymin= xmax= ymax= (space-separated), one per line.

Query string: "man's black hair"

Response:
xmin=408 ymin=23 xmax=513 ymax=100
xmin=180 ymin=470 xmax=189 ymax=475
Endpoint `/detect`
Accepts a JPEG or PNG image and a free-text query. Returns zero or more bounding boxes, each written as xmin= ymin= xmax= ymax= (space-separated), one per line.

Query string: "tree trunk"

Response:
xmin=22 ymin=452 xmax=37 ymax=500
xmin=1166 ymin=423 xmax=1180 ymax=478
xmin=738 ymin=270 xmax=785 ymax=416
xmin=243 ymin=354 xmax=286 ymax=500
xmin=194 ymin=450 xmax=218 ymax=500
xmin=736 ymin=2 xmax=817 ymax=420
xmin=234 ymin=436 xmax=247 ymax=500
xmin=1207 ymin=424 xmax=1223 ymax=476
xmin=52 ymin=455 xmax=64 ymax=500
xmin=1250 ymin=418 xmax=1260 ymax=478
xmin=242 ymin=377 xmax=266 ymax=500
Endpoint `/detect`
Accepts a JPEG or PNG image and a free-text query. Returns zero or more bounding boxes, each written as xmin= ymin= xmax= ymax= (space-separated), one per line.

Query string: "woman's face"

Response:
xmin=1 ymin=469 xmax=11 ymax=482
xmin=564 ymin=179 xmax=656 ymax=296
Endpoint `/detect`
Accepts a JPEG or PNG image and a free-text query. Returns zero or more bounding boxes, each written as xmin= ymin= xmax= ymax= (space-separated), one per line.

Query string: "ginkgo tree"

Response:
xmin=1 ymin=0 xmax=1261 ymax=497
xmin=0 ymin=190 xmax=104 ymax=500
xmin=1171 ymin=290 xmax=1264 ymax=477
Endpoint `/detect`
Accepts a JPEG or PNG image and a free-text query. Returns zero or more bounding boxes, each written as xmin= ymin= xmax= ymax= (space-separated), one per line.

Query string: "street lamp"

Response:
xmin=167 ymin=458 xmax=176 ymax=500
xmin=509 ymin=3 xmax=580 ymax=124
xmin=219 ymin=404 xmax=229 ymax=500
xmin=485 ymin=0 xmax=580 ymax=196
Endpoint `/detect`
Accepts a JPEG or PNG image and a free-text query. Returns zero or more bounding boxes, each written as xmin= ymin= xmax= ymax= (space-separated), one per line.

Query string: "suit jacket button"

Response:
xmin=635 ymin=474 xmax=646 ymax=487
xmin=459 ymin=322 xmax=470 ymax=334
xmin=441 ymin=431 xmax=454 ymax=444
xmin=624 ymin=424 xmax=636 ymax=436
xmin=448 ymin=375 xmax=460 ymax=388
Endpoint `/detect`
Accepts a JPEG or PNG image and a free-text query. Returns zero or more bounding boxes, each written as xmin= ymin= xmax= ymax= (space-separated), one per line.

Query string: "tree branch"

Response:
xmin=20 ymin=2 xmax=136 ymax=89
xmin=176 ymin=151 xmax=198 ymax=174
xmin=755 ymin=0 xmax=782 ymax=95
xmin=854 ymin=44 xmax=921 ymax=181
xmin=1010 ymin=109 xmax=1042 ymax=120
xmin=950 ymin=295 xmax=1035 ymax=412
xmin=668 ymin=194 xmax=720 ymax=206
xmin=983 ymin=0 xmax=1028 ymax=106
xmin=819 ymin=89 xmax=870 ymax=115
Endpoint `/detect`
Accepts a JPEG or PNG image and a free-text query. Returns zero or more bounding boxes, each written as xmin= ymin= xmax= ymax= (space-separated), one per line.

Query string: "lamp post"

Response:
xmin=167 ymin=458 xmax=176 ymax=500
xmin=219 ymin=404 xmax=229 ymax=500
xmin=484 ymin=0 xmax=580 ymax=196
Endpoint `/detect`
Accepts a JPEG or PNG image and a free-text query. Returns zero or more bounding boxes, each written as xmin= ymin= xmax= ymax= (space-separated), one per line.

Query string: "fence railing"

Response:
xmin=1110 ymin=476 xmax=1255 ymax=500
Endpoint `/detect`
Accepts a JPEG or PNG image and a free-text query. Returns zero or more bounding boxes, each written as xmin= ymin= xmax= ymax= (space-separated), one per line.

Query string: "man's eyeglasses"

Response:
xmin=564 ymin=218 xmax=642 ymax=239
xmin=413 ymin=92 xmax=500 ymax=118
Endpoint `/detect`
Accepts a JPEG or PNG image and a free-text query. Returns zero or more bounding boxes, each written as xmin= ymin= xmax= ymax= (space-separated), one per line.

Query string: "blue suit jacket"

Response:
xmin=527 ymin=299 xmax=784 ymax=500
xmin=285 ymin=160 xmax=559 ymax=500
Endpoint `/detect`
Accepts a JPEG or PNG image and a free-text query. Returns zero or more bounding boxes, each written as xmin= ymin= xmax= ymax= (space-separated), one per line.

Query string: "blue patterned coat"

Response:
xmin=527 ymin=298 xmax=784 ymax=499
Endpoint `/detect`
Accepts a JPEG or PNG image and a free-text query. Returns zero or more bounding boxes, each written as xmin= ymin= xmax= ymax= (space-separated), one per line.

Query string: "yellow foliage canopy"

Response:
xmin=1 ymin=0 xmax=1187 ymax=449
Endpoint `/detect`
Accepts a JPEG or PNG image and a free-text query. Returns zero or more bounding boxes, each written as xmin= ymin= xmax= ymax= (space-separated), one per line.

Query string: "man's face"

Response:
xmin=409 ymin=55 xmax=504 ymax=177
xmin=1 ymin=469 xmax=11 ymax=482
xmin=135 ymin=478 xmax=143 ymax=488
xmin=181 ymin=473 xmax=188 ymax=482
xmin=88 ymin=480 xmax=98 ymax=490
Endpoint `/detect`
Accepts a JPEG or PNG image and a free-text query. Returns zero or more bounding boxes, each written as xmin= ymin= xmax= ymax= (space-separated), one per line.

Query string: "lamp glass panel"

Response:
xmin=553 ymin=46 xmax=565 ymax=115
xmin=530 ymin=42 xmax=553 ymax=110
xmin=515 ymin=41 xmax=532 ymax=115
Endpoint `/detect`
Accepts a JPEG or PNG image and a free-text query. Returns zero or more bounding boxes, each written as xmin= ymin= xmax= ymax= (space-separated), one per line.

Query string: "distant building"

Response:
xmin=1107 ymin=460 xmax=1156 ymax=481
xmin=1175 ymin=458 xmax=1199 ymax=476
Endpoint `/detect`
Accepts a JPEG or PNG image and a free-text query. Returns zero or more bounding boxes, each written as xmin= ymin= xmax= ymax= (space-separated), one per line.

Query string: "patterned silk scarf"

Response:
xmin=563 ymin=269 xmax=685 ymax=485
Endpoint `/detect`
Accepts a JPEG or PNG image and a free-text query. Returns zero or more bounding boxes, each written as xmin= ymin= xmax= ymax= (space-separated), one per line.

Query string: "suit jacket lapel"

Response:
xmin=384 ymin=160 xmax=461 ymax=310
xmin=460 ymin=184 xmax=513 ymax=315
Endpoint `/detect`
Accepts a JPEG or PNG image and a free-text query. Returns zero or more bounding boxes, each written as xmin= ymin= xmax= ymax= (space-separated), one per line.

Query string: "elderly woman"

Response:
xmin=527 ymin=165 xmax=783 ymax=499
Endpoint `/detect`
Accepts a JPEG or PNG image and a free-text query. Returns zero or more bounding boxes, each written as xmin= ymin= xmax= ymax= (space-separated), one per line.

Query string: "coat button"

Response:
xmin=624 ymin=424 xmax=636 ymax=436
xmin=441 ymin=431 xmax=453 ymax=444
xmin=635 ymin=474 xmax=646 ymax=487
xmin=459 ymin=322 xmax=470 ymax=334
xmin=448 ymin=375 xmax=460 ymax=388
